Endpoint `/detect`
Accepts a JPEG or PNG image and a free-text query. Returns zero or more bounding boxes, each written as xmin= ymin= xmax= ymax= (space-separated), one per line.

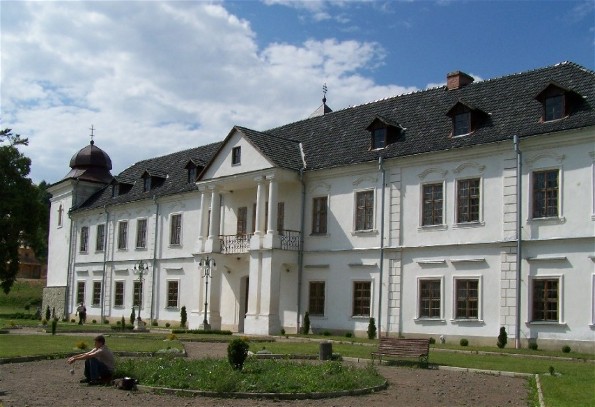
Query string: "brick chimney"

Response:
xmin=447 ymin=71 xmax=474 ymax=90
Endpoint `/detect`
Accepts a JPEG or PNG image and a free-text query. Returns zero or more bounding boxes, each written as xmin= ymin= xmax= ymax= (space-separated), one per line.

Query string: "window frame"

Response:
xmin=117 ymin=221 xmax=128 ymax=250
xmin=418 ymin=278 xmax=443 ymax=319
xmin=114 ymin=281 xmax=125 ymax=308
xmin=136 ymin=218 xmax=148 ymax=249
xmin=352 ymin=280 xmax=372 ymax=317
xmin=453 ymin=111 xmax=471 ymax=136
xmin=95 ymin=224 xmax=105 ymax=252
xmin=371 ymin=128 xmax=387 ymax=149
xmin=530 ymin=276 xmax=562 ymax=323
xmin=453 ymin=277 xmax=481 ymax=320
xmin=354 ymin=189 xmax=374 ymax=232
xmin=170 ymin=213 xmax=182 ymax=246
xmin=311 ymin=196 xmax=328 ymax=235
xmin=92 ymin=281 xmax=102 ymax=307
xmin=166 ymin=280 xmax=180 ymax=309
xmin=531 ymin=169 xmax=560 ymax=219
xmin=187 ymin=166 xmax=197 ymax=184
xmin=76 ymin=281 xmax=85 ymax=305
xmin=308 ymin=281 xmax=326 ymax=316
xmin=232 ymin=146 xmax=241 ymax=165
xmin=79 ymin=226 xmax=89 ymax=253
xmin=237 ymin=206 xmax=248 ymax=235
xmin=456 ymin=177 xmax=481 ymax=224
xmin=421 ymin=182 xmax=445 ymax=227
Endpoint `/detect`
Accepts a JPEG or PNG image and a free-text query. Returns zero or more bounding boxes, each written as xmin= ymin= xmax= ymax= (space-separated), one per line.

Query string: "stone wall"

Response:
xmin=42 ymin=286 xmax=66 ymax=320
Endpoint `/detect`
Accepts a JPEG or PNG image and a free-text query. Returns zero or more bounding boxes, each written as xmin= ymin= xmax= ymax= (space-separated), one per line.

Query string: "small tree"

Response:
xmin=45 ymin=306 xmax=51 ymax=322
xmin=130 ymin=307 xmax=136 ymax=325
xmin=367 ymin=317 xmax=377 ymax=339
xmin=497 ymin=326 xmax=507 ymax=349
xmin=51 ymin=318 xmax=58 ymax=335
xmin=227 ymin=338 xmax=249 ymax=370
xmin=302 ymin=311 xmax=310 ymax=335
xmin=121 ymin=316 xmax=126 ymax=331
xmin=180 ymin=306 xmax=187 ymax=328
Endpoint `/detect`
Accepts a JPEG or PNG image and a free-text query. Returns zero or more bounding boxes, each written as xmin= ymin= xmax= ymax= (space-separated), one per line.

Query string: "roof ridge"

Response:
xmin=131 ymin=141 xmax=221 ymax=166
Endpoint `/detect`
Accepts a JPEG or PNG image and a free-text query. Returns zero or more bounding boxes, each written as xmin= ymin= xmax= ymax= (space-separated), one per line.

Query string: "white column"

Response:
xmin=266 ymin=176 xmax=278 ymax=235
xmin=208 ymin=187 xmax=221 ymax=238
xmin=195 ymin=189 xmax=208 ymax=252
xmin=254 ymin=178 xmax=266 ymax=236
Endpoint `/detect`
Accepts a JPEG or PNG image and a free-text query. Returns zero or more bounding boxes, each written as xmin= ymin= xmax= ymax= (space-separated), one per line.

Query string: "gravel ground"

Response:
xmin=0 ymin=341 xmax=529 ymax=407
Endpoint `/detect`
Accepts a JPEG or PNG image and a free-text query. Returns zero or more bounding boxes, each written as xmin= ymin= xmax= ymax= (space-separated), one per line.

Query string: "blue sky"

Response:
xmin=1 ymin=0 xmax=593 ymax=184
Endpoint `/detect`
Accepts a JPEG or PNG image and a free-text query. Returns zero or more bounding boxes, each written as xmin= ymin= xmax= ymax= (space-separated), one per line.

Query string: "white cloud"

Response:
xmin=1 ymin=1 xmax=416 ymax=183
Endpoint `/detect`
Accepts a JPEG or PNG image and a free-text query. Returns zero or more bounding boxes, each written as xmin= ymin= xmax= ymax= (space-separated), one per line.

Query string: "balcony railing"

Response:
xmin=220 ymin=234 xmax=250 ymax=254
xmin=219 ymin=230 xmax=302 ymax=253
xmin=280 ymin=229 xmax=301 ymax=251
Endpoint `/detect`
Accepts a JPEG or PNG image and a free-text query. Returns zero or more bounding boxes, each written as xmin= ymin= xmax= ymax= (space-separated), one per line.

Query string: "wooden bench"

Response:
xmin=371 ymin=338 xmax=430 ymax=367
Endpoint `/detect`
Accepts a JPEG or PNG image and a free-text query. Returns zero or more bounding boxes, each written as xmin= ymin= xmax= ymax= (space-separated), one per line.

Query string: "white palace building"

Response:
xmin=44 ymin=62 xmax=595 ymax=351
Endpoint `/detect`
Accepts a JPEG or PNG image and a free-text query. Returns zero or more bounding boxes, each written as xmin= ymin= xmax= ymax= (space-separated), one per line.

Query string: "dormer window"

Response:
xmin=232 ymin=146 xmax=241 ymax=165
xmin=366 ymin=116 xmax=403 ymax=150
xmin=447 ymin=101 xmax=486 ymax=137
xmin=111 ymin=178 xmax=134 ymax=197
xmin=184 ymin=160 xmax=203 ymax=184
xmin=535 ymin=83 xmax=581 ymax=123
xmin=141 ymin=169 xmax=167 ymax=192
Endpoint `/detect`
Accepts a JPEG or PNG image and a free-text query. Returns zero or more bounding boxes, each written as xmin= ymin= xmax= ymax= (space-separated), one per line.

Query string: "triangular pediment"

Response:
xmin=199 ymin=127 xmax=275 ymax=181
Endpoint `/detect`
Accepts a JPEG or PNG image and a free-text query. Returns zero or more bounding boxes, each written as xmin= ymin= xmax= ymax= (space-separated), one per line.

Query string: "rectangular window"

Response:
xmin=96 ymin=224 xmax=105 ymax=252
xmin=545 ymin=95 xmax=564 ymax=121
xmin=92 ymin=281 xmax=102 ymax=306
xmin=136 ymin=219 xmax=147 ymax=249
xmin=454 ymin=112 xmax=471 ymax=136
xmin=533 ymin=170 xmax=559 ymax=218
xmin=532 ymin=279 xmax=559 ymax=321
xmin=372 ymin=128 xmax=386 ymax=149
xmin=455 ymin=279 xmax=479 ymax=319
xmin=352 ymin=281 xmax=371 ymax=316
xmin=355 ymin=190 xmax=374 ymax=231
xmin=457 ymin=178 xmax=480 ymax=223
xmin=114 ymin=281 xmax=124 ymax=307
xmin=187 ymin=166 xmax=197 ymax=183
xmin=143 ymin=176 xmax=151 ymax=192
xmin=308 ymin=281 xmax=325 ymax=316
xmin=79 ymin=226 xmax=89 ymax=253
xmin=117 ymin=221 xmax=128 ymax=250
xmin=419 ymin=279 xmax=441 ymax=318
xmin=170 ymin=214 xmax=182 ymax=245
xmin=167 ymin=280 xmax=179 ymax=308
xmin=76 ymin=282 xmax=85 ymax=305
xmin=312 ymin=196 xmax=328 ymax=234
xmin=422 ymin=183 xmax=443 ymax=226
xmin=232 ymin=146 xmax=241 ymax=165
xmin=277 ymin=202 xmax=284 ymax=232
xmin=133 ymin=281 xmax=143 ymax=309
xmin=237 ymin=207 xmax=247 ymax=235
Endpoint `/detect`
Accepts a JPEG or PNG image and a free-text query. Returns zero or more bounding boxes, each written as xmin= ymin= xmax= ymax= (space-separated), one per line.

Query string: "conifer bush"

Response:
xmin=302 ymin=312 xmax=310 ymax=335
xmin=367 ymin=317 xmax=377 ymax=339
xmin=497 ymin=326 xmax=507 ymax=349
xmin=227 ymin=338 xmax=249 ymax=370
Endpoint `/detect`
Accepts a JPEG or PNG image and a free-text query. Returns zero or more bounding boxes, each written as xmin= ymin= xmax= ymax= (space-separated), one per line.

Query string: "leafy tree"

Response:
xmin=0 ymin=129 xmax=46 ymax=293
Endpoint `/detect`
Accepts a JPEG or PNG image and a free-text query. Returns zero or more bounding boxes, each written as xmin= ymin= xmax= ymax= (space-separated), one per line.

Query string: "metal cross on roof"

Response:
xmin=89 ymin=125 xmax=95 ymax=145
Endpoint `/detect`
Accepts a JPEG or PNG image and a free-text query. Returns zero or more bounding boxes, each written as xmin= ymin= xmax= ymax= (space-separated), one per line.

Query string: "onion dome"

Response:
xmin=63 ymin=140 xmax=113 ymax=183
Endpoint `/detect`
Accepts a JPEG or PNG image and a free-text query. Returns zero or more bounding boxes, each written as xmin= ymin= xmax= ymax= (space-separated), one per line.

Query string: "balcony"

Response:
xmin=218 ymin=230 xmax=301 ymax=254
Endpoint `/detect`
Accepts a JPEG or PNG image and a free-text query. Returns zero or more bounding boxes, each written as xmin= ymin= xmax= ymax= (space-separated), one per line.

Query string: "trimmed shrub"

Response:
xmin=302 ymin=312 xmax=310 ymax=335
xmin=497 ymin=326 xmax=507 ymax=349
xmin=51 ymin=319 xmax=58 ymax=335
xmin=528 ymin=342 xmax=538 ymax=350
xmin=151 ymin=320 xmax=158 ymax=326
xmin=75 ymin=341 xmax=88 ymax=350
xmin=45 ymin=306 xmax=51 ymax=322
xmin=345 ymin=332 xmax=353 ymax=338
xmin=562 ymin=345 xmax=571 ymax=353
xmin=429 ymin=337 xmax=436 ymax=345
xmin=130 ymin=308 xmax=136 ymax=325
xmin=165 ymin=322 xmax=171 ymax=328
xmin=460 ymin=338 xmax=469 ymax=347
xmin=367 ymin=317 xmax=377 ymax=339
xmin=180 ymin=306 xmax=187 ymax=328
xmin=227 ymin=338 xmax=249 ymax=370
xmin=121 ymin=316 xmax=126 ymax=330
xmin=280 ymin=328 xmax=285 ymax=335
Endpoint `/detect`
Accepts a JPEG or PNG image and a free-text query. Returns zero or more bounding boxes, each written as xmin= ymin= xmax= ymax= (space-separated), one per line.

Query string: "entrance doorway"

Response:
xmin=238 ymin=276 xmax=249 ymax=332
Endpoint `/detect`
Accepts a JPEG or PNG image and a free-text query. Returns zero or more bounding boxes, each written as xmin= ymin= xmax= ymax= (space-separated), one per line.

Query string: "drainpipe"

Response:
xmin=150 ymin=195 xmax=160 ymax=322
xmin=378 ymin=156 xmax=386 ymax=339
xmin=514 ymin=135 xmax=522 ymax=349
xmin=100 ymin=206 xmax=110 ymax=322
xmin=297 ymin=143 xmax=307 ymax=334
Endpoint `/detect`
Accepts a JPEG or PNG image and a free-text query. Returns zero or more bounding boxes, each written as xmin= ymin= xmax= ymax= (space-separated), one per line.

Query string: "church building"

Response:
xmin=44 ymin=62 xmax=595 ymax=351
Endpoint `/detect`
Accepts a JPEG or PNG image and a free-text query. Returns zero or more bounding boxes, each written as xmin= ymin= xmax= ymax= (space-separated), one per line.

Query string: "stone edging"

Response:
xmin=135 ymin=380 xmax=389 ymax=400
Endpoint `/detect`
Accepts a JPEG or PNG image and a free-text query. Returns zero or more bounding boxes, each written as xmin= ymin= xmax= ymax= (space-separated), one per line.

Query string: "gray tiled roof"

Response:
xmin=74 ymin=62 xmax=594 ymax=212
